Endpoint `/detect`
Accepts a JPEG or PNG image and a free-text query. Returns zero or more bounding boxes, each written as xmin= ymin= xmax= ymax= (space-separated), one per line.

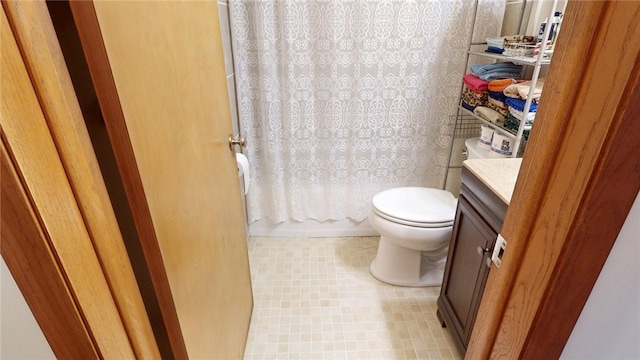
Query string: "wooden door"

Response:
xmin=69 ymin=1 xmax=253 ymax=359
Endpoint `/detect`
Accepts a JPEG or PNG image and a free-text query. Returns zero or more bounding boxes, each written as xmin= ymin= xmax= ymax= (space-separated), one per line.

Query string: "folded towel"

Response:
xmin=462 ymin=86 xmax=488 ymax=108
xmin=488 ymin=78 xmax=518 ymax=92
xmin=461 ymin=101 xmax=476 ymax=112
xmin=470 ymin=62 xmax=523 ymax=81
xmin=479 ymin=71 xmax=524 ymax=81
xmin=486 ymin=36 xmax=506 ymax=48
xmin=508 ymin=106 xmax=536 ymax=123
xmin=487 ymin=100 xmax=508 ymax=116
xmin=474 ymin=106 xmax=505 ymax=124
xmin=470 ymin=62 xmax=522 ymax=75
xmin=504 ymin=113 xmax=532 ymax=140
xmin=463 ymin=74 xmax=489 ymax=92
xmin=488 ymin=96 xmax=506 ymax=108
xmin=486 ymin=46 xmax=504 ymax=54
xmin=489 ymin=90 xmax=507 ymax=102
xmin=504 ymin=79 xmax=545 ymax=102
xmin=505 ymin=97 xmax=538 ymax=112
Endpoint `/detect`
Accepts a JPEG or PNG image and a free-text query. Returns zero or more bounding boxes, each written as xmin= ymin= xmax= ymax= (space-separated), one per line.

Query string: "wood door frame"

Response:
xmin=2 ymin=1 xmax=160 ymax=358
xmin=1 ymin=4 xmax=141 ymax=357
xmin=1 ymin=139 xmax=98 ymax=359
xmin=467 ymin=1 xmax=640 ymax=358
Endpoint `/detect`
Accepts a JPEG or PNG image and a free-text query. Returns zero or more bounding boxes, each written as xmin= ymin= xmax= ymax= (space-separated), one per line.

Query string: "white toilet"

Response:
xmin=464 ymin=137 xmax=507 ymax=160
xmin=369 ymin=187 xmax=458 ymax=287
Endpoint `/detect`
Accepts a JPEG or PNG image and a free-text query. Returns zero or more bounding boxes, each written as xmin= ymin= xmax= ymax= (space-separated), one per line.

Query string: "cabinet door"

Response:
xmin=439 ymin=195 xmax=496 ymax=350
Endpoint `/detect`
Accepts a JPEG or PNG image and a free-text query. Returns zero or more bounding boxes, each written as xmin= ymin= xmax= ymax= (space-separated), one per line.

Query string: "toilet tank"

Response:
xmin=465 ymin=137 xmax=507 ymax=159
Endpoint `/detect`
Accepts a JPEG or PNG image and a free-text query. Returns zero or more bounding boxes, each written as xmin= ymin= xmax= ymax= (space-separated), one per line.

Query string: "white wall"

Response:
xmin=1 ymin=258 xmax=55 ymax=360
xmin=501 ymin=0 xmax=568 ymax=36
xmin=561 ymin=192 xmax=640 ymax=359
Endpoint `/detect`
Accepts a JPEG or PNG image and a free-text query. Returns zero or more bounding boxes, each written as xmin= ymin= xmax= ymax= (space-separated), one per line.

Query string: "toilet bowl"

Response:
xmin=369 ymin=187 xmax=458 ymax=287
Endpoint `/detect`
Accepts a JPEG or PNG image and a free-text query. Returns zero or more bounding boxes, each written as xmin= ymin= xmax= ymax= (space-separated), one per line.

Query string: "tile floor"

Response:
xmin=243 ymin=236 xmax=463 ymax=360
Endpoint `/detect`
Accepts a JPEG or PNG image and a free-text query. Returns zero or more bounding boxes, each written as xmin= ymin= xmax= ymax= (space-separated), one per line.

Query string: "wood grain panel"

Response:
xmin=71 ymin=1 xmax=253 ymax=358
xmin=68 ymin=1 xmax=190 ymax=357
xmin=0 ymin=7 xmax=134 ymax=358
xmin=467 ymin=1 xmax=640 ymax=358
xmin=2 ymin=2 xmax=160 ymax=358
xmin=466 ymin=3 xmax=606 ymax=354
xmin=522 ymin=41 xmax=640 ymax=360
xmin=1 ymin=140 xmax=97 ymax=359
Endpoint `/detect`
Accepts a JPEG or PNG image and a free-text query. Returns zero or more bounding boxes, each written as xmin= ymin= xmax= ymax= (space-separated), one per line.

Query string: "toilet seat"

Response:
xmin=371 ymin=187 xmax=457 ymax=228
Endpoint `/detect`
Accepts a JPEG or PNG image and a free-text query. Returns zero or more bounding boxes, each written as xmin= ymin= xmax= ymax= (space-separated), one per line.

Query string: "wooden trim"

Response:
xmin=67 ymin=1 xmax=189 ymax=358
xmin=1 ymin=140 xmax=98 ymax=359
xmin=522 ymin=46 xmax=640 ymax=359
xmin=1 ymin=7 xmax=134 ymax=357
xmin=467 ymin=1 xmax=640 ymax=358
xmin=467 ymin=2 xmax=605 ymax=354
xmin=2 ymin=1 xmax=160 ymax=358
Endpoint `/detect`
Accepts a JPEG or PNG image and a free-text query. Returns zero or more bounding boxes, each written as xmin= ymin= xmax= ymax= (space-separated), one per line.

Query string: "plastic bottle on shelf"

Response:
xmin=533 ymin=17 xmax=547 ymax=56
xmin=550 ymin=12 xmax=563 ymax=45
xmin=534 ymin=12 xmax=562 ymax=58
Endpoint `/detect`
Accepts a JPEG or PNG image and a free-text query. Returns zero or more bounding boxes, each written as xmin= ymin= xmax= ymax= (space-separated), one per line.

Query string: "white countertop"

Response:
xmin=463 ymin=158 xmax=522 ymax=205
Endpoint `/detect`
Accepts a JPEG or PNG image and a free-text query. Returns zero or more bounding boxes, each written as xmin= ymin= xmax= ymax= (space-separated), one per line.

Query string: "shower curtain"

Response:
xmin=230 ymin=0 xmax=504 ymax=224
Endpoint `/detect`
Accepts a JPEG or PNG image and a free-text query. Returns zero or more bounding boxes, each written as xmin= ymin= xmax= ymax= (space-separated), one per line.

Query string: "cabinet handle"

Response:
xmin=477 ymin=246 xmax=490 ymax=256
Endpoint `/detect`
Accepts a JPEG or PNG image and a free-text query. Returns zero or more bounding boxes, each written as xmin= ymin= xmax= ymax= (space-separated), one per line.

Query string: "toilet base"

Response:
xmin=370 ymin=236 xmax=446 ymax=287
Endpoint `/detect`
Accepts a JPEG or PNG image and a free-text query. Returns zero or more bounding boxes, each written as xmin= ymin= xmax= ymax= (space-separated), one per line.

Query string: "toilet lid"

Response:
xmin=372 ymin=187 xmax=457 ymax=227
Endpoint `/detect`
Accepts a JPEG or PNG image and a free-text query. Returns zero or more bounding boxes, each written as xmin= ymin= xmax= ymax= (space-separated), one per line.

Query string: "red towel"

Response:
xmin=463 ymin=74 xmax=489 ymax=92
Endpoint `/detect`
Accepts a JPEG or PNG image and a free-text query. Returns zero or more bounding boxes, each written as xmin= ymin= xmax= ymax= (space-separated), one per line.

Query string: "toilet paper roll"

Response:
xmin=478 ymin=125 xmax=493 ymax=151
xmin=490 ymin=133 xmax=513 ymax=156
xmin=236 ymin=153 xmax=250 ymax=195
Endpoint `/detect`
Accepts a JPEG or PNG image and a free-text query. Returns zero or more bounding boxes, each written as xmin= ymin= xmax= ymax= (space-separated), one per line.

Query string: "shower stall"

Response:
xmin=216 ymin=0 xmax=505 ymax=237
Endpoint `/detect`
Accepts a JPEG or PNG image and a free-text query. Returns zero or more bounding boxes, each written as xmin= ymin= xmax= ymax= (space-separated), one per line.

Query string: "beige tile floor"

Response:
xmin=243 ymin=236 xmax=463 ymax=360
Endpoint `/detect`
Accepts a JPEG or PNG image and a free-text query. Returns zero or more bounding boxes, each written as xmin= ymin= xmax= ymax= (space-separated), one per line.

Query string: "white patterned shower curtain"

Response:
xmin=230 ymin=0 xmax=504 ymax=224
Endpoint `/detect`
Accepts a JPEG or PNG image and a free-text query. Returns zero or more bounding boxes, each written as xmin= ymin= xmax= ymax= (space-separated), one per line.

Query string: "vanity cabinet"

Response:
xmin=437 ymin=167 xmax=508 ymax=354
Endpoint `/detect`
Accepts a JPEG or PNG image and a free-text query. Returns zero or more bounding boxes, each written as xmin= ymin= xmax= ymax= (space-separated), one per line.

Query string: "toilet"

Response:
xmin=464 ymin=136 xmax=508 ymax=160
xmin=369 ymin=187 xmax=458 ymax=287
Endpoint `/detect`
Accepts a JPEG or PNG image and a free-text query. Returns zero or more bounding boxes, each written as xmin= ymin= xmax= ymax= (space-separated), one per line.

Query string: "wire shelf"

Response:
xmin=452 ymin=111 xmax=483 ymax=139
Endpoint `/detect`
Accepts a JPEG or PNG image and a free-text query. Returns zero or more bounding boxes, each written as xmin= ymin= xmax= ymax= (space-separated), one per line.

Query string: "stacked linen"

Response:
xmin=486 ymin=78 xmax=518 ymax=116
xmin=486 ymin=36 xmax=506 ymax=54
xmin=505 ymin=104 xmax=534 ymax=140
xmin=487 ymin=97 xmax=508 ymax=116
xmin=503 ymin=78 xmax=544 ymax=126
xmin=504 ymin=114 xmax=531 ymax=140
xmin=461 ymin=74 xmax=489 ymax=111
xmin=462 ymin=88 xmax=488 ymax=111
xmin=463 ymin=73 xmax=489 ymax=91
xmin=501 ymin=78 xmax=544 ymax=139
xmin=507 ymin=106 xmax=536 ymax=124
xmin=503 ymin=79 xmax=545 ymax=102
xmin=488 ymin=78 xmax=519 ymax=92
xmin=470 ymin=62 xmax=523 ymax=81
xmin=505 ymin=97 xmax=538 ymax=114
